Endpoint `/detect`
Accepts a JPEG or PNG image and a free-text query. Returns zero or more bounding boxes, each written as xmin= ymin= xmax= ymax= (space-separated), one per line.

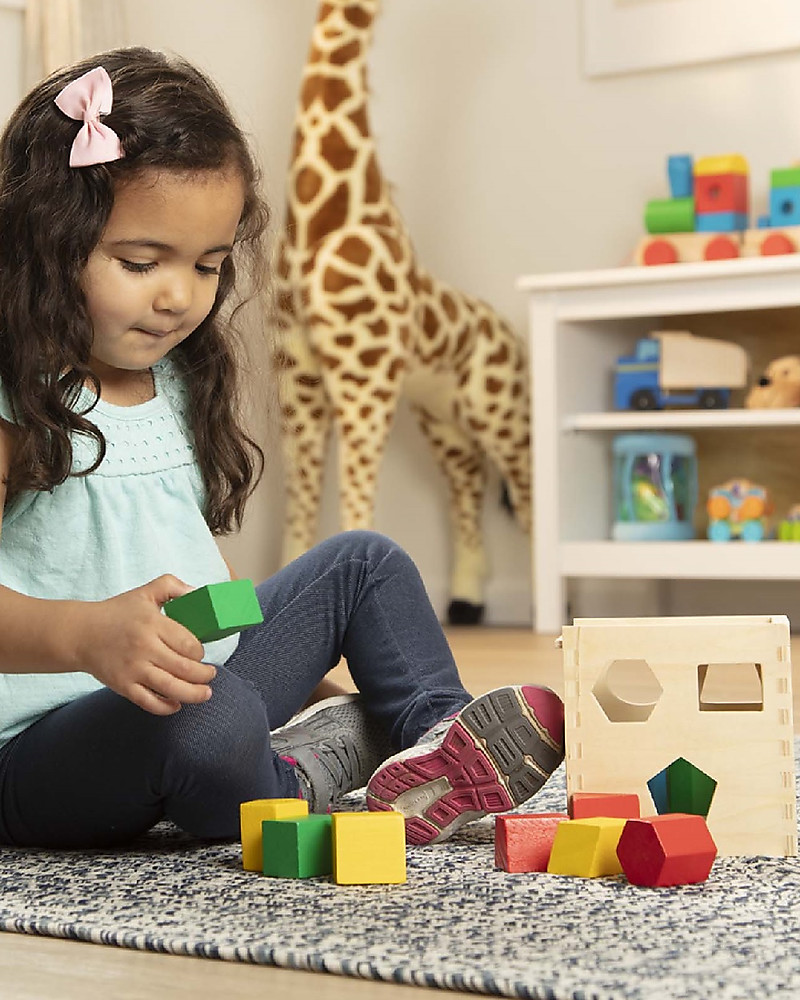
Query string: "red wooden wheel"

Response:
xmin=760 ymin=232 xmax=796 ymax=256
xmin=704 ymin=235 xmax=739 ymax=260
xmin=643 ymin=239 xmax=678 ymax=266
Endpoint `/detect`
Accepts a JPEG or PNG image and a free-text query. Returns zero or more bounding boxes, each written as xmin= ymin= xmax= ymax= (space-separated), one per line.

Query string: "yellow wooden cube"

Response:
xmin=694 ymin=154 xmax=749 ymax=176
xmin=240 ymin=798 xmax=308 ymax=871
xmin=332 ymin=811 xmax=407 ymax=885
xmin=547 ymin=817 xmax=626 ymax=878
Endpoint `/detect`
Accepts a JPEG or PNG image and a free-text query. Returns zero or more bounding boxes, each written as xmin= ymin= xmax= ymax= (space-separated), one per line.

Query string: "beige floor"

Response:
xmin=1 ymin=627 xmax=797 ymax=1000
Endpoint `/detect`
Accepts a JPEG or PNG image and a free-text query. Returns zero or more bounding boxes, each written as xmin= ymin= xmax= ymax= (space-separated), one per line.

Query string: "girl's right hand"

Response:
xmin=71 ymin=575 xmax=215 ymax=716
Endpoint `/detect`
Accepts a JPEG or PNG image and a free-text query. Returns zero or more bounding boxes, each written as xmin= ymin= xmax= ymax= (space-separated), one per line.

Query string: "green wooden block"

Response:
xmin=666 ymin=757 xmax=717 ymax=817
xmin=163 ymin=579 xmax=263 ymax=642
xmin=644 ymin=197 xmax=694 ymax=234
xmin=771 ymin=167 xmax=800 ymax=189
xmin=262 ymin=815 xmax=333 ymax=878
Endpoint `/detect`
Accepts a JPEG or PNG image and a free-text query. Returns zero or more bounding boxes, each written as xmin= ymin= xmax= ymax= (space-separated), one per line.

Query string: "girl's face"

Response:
xmin=81 ymin=167 xmax=245 ymax=385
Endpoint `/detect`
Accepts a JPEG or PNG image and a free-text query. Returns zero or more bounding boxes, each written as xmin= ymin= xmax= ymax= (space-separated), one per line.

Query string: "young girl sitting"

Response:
xmin=0 ymin=47 xmax=564 ymax=850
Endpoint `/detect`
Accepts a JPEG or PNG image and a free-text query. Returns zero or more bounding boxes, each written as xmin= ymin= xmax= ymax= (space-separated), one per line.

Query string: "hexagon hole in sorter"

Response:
xmin=592 ymin=659 xmax=664 ymax=723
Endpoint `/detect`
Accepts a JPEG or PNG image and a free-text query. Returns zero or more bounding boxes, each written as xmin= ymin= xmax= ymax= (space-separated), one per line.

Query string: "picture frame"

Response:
xmin=583 ymin=0 xmax=800 ymax=77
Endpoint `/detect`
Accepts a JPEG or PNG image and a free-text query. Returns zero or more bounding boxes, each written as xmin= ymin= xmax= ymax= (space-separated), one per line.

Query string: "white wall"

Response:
xmin=4 ymin=1 xmax=800 ymax=624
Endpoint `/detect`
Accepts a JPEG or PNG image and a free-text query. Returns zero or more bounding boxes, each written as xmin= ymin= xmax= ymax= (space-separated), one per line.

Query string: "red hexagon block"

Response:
xmin=495 ymin=813 xmax=569 ymax=873
xmin=616 ymin=814 xmax=717 ymax=887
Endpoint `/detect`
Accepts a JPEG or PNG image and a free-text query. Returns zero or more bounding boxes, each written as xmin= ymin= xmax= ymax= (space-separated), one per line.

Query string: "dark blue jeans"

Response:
xmin=0 ymin=532 xmax=471 ymax=848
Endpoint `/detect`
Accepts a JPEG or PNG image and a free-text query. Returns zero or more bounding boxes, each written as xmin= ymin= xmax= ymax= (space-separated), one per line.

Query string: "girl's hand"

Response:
xmin=71 ymin=575 xmax=215 ymax=716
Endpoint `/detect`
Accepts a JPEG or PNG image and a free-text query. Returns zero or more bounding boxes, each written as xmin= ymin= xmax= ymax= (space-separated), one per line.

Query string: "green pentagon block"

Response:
xmin=771 ymin=167 xmax=800 ymax=189
xmin=262 ymin=815 xmax=333 ymax=879
xmin=163 ymin=579 xmax=263 ymax=642
xmin=666 ymin=757 xmax=717 ymax=817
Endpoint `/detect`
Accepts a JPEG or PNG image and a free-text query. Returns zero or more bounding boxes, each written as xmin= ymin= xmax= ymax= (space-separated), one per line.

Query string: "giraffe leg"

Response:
xmin=274 ymin=320 xmax=333 ymax=565
xmin=455 ymin=315 xmax=532 ymax=536
xmin=413 ymin=404 xmax=488 ymax=626
xmin=311 ymin=318 xmax=408 ymax=534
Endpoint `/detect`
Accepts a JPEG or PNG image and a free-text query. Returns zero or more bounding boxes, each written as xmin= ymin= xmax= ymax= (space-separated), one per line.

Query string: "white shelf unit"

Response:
xmin=517 ymin=254 xmax=800 ymax=634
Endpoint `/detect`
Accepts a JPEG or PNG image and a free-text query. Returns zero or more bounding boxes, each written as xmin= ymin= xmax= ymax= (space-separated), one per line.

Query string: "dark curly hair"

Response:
xmin=0 ymin=47 xmax=270 ymax=534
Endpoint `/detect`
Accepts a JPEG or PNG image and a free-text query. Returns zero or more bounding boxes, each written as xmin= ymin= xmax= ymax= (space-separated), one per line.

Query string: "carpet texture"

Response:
xmin=1 ymin=745 xmax=799 ymax=1000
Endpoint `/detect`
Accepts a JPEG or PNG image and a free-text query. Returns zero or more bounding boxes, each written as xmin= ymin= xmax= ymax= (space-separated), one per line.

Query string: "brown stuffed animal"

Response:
xmin=745 ymin=355 xmax=800 ymax=408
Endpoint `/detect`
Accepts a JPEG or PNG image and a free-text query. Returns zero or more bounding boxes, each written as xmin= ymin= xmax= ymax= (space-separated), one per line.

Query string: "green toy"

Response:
xmin=262 ymin=815 xmax=333 ymax=879
xmin=163 ymin=579 xmax=263 ymax=642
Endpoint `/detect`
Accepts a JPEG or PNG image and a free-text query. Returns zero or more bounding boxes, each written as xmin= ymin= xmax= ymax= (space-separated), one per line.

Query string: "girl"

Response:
xmin=0 ymin=47 xmax=564 ymax=850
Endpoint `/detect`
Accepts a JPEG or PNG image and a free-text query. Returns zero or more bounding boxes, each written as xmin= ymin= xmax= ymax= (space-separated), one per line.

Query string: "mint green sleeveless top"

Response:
xmin=0 ymin=356 xmax=239 ymax=749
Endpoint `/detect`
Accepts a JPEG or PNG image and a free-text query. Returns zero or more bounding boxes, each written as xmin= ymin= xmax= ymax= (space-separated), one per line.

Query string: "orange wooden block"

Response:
xmin=616 ymin=814 xmax=717 ymax=887
xmin=569 ymin=792 xmax=641 ymax=820
xmin=495 ymin=813 xmax=568 ymax=873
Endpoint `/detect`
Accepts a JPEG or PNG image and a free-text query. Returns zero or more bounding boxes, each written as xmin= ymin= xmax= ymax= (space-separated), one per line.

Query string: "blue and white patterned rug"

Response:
xmin=1 ymin=745 xmax=800 ymax=1000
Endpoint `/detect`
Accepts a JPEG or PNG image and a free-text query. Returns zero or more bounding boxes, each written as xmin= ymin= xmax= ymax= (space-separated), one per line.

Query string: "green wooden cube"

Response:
xmin=163 ymin=579 xmax=263 ymax=642
xmin=771 ymin=166 xmax=800 ymax=189
xmin=262 ymin=815 xmax=333 ymax=879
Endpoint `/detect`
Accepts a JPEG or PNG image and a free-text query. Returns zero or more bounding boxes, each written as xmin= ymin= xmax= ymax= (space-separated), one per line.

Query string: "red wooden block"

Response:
xmin=495 ymin=813 xmax=568 ymax=873
xmin=616 ymin=814 xmax=717 ymax=887
xmin=694 ymin=173 xmax=748 ymax=215
xmin=569 ymin=792 xmax=640 ymax=820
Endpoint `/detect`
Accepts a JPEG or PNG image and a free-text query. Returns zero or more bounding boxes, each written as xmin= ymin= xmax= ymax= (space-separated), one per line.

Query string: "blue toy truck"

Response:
xmin=614 ymin=331 xmax=749 ymax=411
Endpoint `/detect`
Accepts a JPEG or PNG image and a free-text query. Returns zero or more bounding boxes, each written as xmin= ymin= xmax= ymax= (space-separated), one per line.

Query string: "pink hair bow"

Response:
xmin=54 ymin=66 xmax=123 ymax=168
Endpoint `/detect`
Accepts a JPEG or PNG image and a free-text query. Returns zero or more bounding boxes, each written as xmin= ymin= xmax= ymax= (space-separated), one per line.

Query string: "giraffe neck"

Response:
xmin=286 ymin=0 xmax=394 ymax=249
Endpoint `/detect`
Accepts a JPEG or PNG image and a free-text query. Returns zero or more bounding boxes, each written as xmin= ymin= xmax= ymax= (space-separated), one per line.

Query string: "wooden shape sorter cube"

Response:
xmin=332 ymin=811 xmax=406 ymax=885
xmin=240 ymin=799 xmax=309 ymax=871
xmin=262 ymin=814 xmax=332 ymax=879
xmin=495 ymin=813 xmax=568 ymax=873
xmin=560 ymin=616 xmax=796 ymax=858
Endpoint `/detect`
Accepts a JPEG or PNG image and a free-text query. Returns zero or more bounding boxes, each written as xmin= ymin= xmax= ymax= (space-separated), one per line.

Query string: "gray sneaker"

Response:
xmin=271 ymin=694 xmax=394 ymax=812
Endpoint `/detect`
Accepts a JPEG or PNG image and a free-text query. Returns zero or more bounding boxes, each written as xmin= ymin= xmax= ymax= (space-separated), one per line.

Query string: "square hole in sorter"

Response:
xmin=697 ymin=663 xmax=764 ymax=712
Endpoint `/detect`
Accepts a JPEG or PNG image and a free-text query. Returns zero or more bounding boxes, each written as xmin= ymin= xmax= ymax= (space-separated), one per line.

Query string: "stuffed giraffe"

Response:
xmin=273 ymin=0 xmax=531 ymax=624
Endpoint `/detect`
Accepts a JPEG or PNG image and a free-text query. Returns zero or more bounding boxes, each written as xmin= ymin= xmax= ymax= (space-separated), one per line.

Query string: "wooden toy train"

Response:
xmin=635 ymin=154 xmax=800 ymax=265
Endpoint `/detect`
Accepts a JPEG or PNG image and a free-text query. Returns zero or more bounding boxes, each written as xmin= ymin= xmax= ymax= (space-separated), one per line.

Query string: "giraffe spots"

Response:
xmin=376 ymin=264 xmax=396 ymax=292
xmin=363 ymin=152 xmax=382 ymax=203
xmin=422 ymin=305 xmax=438 ymax=338
xmin=349 ymin=105 xmax=369 ymax=136
xmin=273 ymin=350 xmax=297 ymax=370
xmin=297 ymin=374 xmax=322 ymax=388
xmin=362 ymin=210 xmax=393 ymax=228
xmin=331 ymin=39 xmax=361 ymax=66
xmin=320 ymin=353 xmax=342 ymax=370
xmin=358 ymin=347 xmax=388 ymax=368
xmin=334 ymin=296 xmax=376 ymax=320
xmin=344 ymin=5 xmax=372 ymax=28
xmin=339 ymin=234 xmax=371 ymax=266
xmin=485 ymin=377 xmax=504 ymax=395
xmin=441 ymin=292 xmax=458 ymax=322
xmin=486 ymin=342 xmax=510 ymax=366
xmin=378 ymin=231 xmax=404 ymax=263
xmin=301 ymin=75 xmax=351 ymax=113
xmin=320 ymin=124 xmax=356 ymax=171
xmin=324 ymin=266 xmax=360 ymax=292
xmin=373 ymin=388 xmax=394 ymax=402
xmin=359 ymin=405 xmax=373 ymax=419
xmin=307 ymin=181 xmax=350 ymax=244
xmin=387 ymin=358 xmax=405 ymax=381
xmin=335 ymin=334 xmax=355 ymax=348
xmin=368 ymin=318 xmax=388 ymax=337
xmin=296 ymin=165 xmax=323 ymax=204
xmin=342 ymin=372 xmax=370 ymax=387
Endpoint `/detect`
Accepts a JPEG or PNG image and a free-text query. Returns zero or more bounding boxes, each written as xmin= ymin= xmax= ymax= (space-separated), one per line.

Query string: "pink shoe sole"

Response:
xmin=366 ymin=685 xmax=565 ymax=844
